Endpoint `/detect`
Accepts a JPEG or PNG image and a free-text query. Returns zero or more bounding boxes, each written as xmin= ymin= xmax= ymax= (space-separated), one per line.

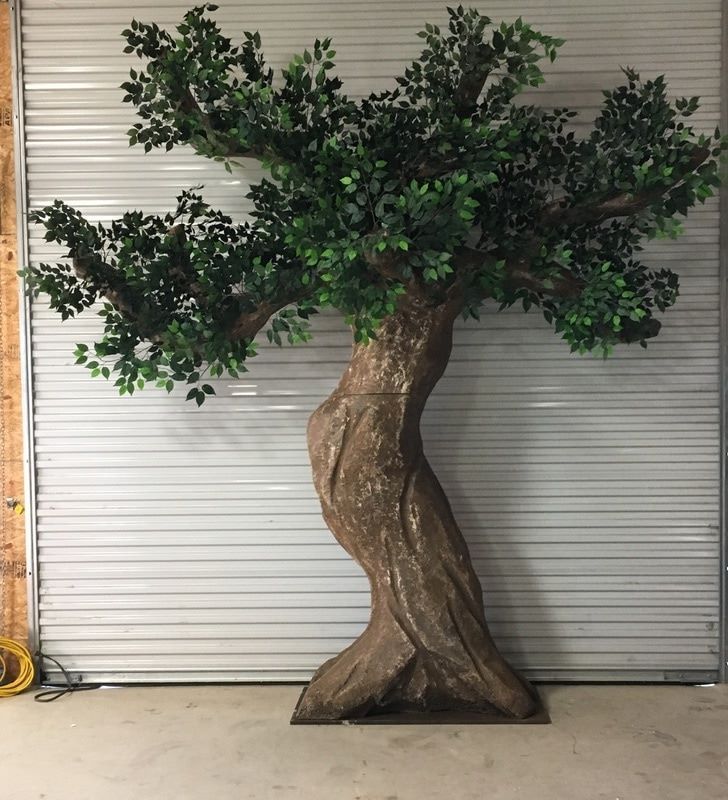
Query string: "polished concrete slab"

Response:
xmin=3 ymin=684 xmax=727 ymax=800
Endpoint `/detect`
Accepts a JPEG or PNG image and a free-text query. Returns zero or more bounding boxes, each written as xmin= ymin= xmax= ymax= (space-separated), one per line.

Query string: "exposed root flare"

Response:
xmin=293 ymin=599 xmax=538 ymax=721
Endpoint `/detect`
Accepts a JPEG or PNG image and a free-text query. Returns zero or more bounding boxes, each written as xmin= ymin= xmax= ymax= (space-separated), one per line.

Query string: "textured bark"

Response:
xmin=293 ymin=295 xmax=538 ymax=721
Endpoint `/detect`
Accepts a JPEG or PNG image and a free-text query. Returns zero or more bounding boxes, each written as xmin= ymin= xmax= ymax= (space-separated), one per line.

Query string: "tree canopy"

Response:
xmin=28 ymin=4 xmax=725 ymax=404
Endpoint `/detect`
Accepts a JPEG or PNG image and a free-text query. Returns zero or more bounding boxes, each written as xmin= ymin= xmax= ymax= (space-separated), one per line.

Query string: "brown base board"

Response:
xmin=290 ymin=688 xmax=550 ymax=725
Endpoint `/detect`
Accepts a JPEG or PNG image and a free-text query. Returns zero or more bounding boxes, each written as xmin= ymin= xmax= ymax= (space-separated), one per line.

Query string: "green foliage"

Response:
xmin=26 ymin=4 xmax=726 ymax=401
xmin=30 ymin=191 xmax=314 ymax=397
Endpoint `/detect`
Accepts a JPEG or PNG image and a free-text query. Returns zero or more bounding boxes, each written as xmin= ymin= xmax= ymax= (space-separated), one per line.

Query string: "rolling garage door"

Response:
xmin=15 ymin=0 xmax=723 ymax=682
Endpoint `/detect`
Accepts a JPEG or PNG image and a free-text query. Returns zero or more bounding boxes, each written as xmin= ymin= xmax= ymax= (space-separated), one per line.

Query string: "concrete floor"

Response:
xmin=3 ymin=684 xmax=728 ymax=800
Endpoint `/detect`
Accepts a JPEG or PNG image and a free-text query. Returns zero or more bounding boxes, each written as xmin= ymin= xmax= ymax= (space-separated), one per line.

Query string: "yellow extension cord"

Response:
xmin=0 ymin=637 xmax=35 ymax=697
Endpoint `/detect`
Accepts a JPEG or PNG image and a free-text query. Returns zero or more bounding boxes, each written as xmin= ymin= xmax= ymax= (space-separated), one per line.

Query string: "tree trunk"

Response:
xmin=293 ymin=294 xmax=539 ymax=721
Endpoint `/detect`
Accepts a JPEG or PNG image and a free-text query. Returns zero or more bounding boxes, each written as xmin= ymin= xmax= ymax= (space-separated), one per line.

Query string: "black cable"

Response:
xmin=33 ymin=651 xmax=99 ymax=702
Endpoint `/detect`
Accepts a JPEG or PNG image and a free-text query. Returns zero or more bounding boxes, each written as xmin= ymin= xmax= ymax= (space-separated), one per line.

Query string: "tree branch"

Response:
xmin=227 ymin=299 xmax=286 ymax=341
xmin=506 ymin=262 xmax=583 ymax=298
xmin=72 ymin=253 xmax=166 ymax=342
xmin=453 ymin=42 xmax=495 ymax=115
xmin=541 ymin=146 xmax=710 ymax=227
xmin=165 ymin=224 xmax=208 ymax=305
xmin=453 ymin=246 xmax=584 ymax=299
xmin=404 ymin=43 xmax=496 ymax=180
xmin=227 ymin=288 xmax=311 ymax=342
xmin=178 ymin=88 xmax=272 ymax=161
xmin=362 ymin=240 xmax=430 ymax=300
xmin=451 ymin=145 xmax=710 ymax=302
xmin=362 ymin=247 xmax=408 ymax=283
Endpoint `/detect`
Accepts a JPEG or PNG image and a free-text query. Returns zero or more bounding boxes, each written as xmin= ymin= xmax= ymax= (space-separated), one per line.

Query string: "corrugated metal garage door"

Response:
xmin=18 ymin=0 xmax=722 ymax=683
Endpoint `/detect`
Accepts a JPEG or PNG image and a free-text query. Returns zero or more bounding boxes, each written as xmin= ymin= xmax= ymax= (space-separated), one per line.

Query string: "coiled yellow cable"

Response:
xmin=0 ymin=637 xmax=35 ymax=697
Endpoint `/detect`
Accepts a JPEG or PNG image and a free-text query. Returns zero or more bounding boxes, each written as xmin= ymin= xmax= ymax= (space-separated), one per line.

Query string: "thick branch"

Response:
xmin=453 ymin=246 xmax=584 ymax=299
xmin=178 ymin=88 xmax=272 ymax=161
xmin=227 ymin=299 xmax=286 ymax=341
xmin=541 ymin=146 xmax=710 ymax=227
xmin=451 ymin=146 xmax=710 ymax=302
xmin=363 ymin=246 xmax=408 ymax=283
xmin=411 ymin=155 xmax=461 ymax=180
xmin=453 ymin=42 xmax=495 ymax=115
xmin=506 ymin=262 xmax=584 ymax=298
xmin=227 ymin=286 xmax=312 ymax=342
xmin=362 ymin=240 xmax=429 ymax=300
xmin=165 ymin=224 xmax=208 ymax=305
xmin=405 ymin=44 xmax=495 ymax=180
xmin=404 ymin=37 xmax=496 ymax=180
xmin=72 ymin=253 xmax=165 ymax=342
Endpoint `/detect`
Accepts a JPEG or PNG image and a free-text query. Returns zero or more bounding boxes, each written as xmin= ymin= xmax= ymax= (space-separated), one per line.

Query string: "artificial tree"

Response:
xmin=28 ymin=4 xmax=724 ymax=721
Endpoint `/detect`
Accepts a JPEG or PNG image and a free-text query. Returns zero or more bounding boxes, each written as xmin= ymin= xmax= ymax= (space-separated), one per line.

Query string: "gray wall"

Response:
xmin=16 ymin=0 xmax=723 ymax=682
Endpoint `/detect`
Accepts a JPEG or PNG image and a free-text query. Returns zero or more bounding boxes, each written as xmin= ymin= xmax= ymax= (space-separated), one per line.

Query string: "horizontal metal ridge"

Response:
xmin=24 ymin=0 xmax=722 ymax=682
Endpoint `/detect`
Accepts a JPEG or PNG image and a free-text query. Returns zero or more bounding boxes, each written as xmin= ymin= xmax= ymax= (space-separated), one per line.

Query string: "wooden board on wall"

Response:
xmin=0 ymin=2 xmax=27 ymax=649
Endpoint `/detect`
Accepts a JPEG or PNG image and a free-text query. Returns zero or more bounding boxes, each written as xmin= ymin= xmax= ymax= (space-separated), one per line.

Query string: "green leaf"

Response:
xmin=28 ymin=6 xmax=700 ymax=371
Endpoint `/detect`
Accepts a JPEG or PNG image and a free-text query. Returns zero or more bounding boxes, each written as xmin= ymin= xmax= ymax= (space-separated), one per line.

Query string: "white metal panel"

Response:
xmin=19 ymin=0 xmax=722 ymax=682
